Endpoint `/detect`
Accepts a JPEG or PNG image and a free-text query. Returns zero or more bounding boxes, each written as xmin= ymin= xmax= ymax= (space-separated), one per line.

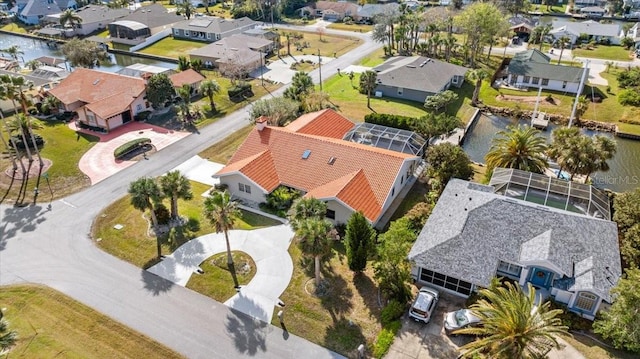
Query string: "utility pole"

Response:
xmin=318 ymin=49 xmax=322 ymax=92
xmin=260 ymin=52 xmax=264 ymax=86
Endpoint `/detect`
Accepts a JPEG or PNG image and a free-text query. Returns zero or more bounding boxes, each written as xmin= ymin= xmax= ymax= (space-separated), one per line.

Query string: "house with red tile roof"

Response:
xmin=48 ymin=68 xmax=150 ymax=132
xmin=214 ymin=109 xmax=422 ymax=227
xmin=169 ymin=69 xmax=206 ymax=98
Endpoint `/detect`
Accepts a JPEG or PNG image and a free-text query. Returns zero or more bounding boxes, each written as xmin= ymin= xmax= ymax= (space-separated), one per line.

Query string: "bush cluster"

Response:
xmin=113 ymin=138 xmax=151 ymax=159
xmin=364 ymin=113 xmax=415 ymax=131
xmin=227 ymin=82 xmax=253 ymax=100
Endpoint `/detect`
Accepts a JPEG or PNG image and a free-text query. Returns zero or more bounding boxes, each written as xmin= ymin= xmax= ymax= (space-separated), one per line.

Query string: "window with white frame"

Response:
xmin=575 ymin=292 xmax=597 ymax=312
xmin=496 ymin=260 xmax=522 ymax=278
xmin=238 ymin=183 xmax=251 ymax=194
xmin=207 ymin=33 xmax=212 ymax=39
xmin=542 ymin=78 xmax=549 ymax=85
xmin=86 ymin=112 xmax=96 ymax=125
xmin=174 ymin=29 xmax=179 ymax=35
xmin=452 ymin=76 xmax=458 ymax=84
xmin=532 ymin=77 xmax=540 ymax=84
xmin=523 ymin=76 xmax=530 ymax=83
xmin=238 ymin=183 xmax=245 ymax=192
xmin=397 ymin=87 xmax=403 ymax=96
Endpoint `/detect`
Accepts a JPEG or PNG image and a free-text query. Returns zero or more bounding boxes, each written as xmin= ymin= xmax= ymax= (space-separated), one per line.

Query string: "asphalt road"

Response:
xmin=0 ymin=26 xmax=381 ymax=359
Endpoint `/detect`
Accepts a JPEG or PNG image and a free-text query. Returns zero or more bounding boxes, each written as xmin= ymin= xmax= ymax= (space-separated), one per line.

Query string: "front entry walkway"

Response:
xmin=147 ymin=225 xmax=295 ymax=323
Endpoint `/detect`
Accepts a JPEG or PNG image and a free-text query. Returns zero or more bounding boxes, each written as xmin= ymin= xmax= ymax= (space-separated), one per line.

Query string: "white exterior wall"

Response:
xmin=130 ymin=93 xmax=149 ymax=115
xmin=218 ymin=173 xmax=268 ymax=204
xmin=76 ymin=21 xmax=104 ymax=36
xmin=106 ymin=114 xmax=123 ymax=130
xmin=510 ymin=74 xmax=582 ymax=94
xmin=551 ymin=287 xmax=573 ymax=304
xmin=378 ymin=158 xmax=421 ymax=217
xmin=325 ymin=200 xmax=355 ymax=226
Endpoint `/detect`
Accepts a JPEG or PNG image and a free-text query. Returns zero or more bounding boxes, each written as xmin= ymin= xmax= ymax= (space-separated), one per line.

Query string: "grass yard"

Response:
xmin=139 ymin=37 xmax=208 ymax=59
xmin=0 ymin=285 xmax=183 ymax=359
xmin=93 ymin=181 xmax=280 ymax=268
xmin=275 ymin=29 xmax=361 ymax=58
xmin=358 ymin=47 xmax=387 ymax=67
xmin=327 ymin=22 xmax=373 ymax=33
xmin=274 ymin=243 xmax=382 ymax=358
xmin=186 ymin=251 xmax=256 ymax=302
xmin=0 ymin=119 xmax=98 ymax=205
xmin=572 ymin=45 xmax=633 ymax=61
xmin=563 ymin=335 xmax=638 ymax=359
xmin=198 ymin=125 xmax=253 ymax=164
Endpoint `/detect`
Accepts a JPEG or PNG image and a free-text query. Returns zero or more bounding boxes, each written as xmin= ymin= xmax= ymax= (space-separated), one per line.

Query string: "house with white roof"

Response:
xmin=549 ymin=20 xmax=623 ymax=45
xmin=172 ymin=16 xmax=257 ymax=43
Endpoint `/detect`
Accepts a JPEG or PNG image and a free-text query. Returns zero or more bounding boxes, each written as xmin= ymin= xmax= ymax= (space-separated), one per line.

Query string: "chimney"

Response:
xmin=255 ymin=116 xmax=268 ymax=131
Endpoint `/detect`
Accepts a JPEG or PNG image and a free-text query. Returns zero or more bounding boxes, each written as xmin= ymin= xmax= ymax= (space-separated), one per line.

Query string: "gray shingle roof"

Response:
xmin=21 ymin=0 xmax=61 ymax=17
xmin=74 ymin=5 xmax=130 ymax=24
xmin=508 ymin=49 xmax=586 ymax=82
xmin=373 ymin=56 xmax=469 ymax=94
xmin=408 ymin=179 xmax=621 ymax=302
xmin=357 ymin=3 xmax=399 ymax=18
xmin=116 ymin=3 xmax=182 ymax=29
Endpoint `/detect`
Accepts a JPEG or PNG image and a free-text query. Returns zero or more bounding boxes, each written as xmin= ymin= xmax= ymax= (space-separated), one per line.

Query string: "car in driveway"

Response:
xmin=444 ymin=308 xmax=482 ymax=335
xmin=408 ymin=286 xmax=439 ymax=324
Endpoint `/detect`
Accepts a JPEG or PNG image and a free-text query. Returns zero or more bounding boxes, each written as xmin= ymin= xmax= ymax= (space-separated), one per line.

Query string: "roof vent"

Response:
xmin=302 ymin=149 xmax=311 ymax=159
xmin=328 ymin=156 xmax=336 ymax=165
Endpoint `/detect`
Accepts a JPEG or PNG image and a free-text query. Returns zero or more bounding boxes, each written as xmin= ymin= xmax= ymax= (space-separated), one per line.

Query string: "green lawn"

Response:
xmin=139 ymin=37 xmax=208 ymax=59
xmin=572 ymin=45 xmax=633 ymax=61
xmin=358 ymin=47 xmax=387 ymax=67
xmin=563 ymin=335 xmax=638 ymax=359
xmin=199 ymin=125 xmax=253 ymax=164
xmin=186 ymin=251 xmax=256 ymax=302
xmin=275 ymin=29 xmax=361 ymax=58
xmin=93 ymin=181 xmax=281 ymax=268
xmin=0 ymin=285 xmax=183 ymax=359
xmin=327 ymin=22 xmax=373 ymax=33
xmin=0 ymin=119 xmax=98 ymax=204
xmin=274 ymin=242 xmax=381 ymax=358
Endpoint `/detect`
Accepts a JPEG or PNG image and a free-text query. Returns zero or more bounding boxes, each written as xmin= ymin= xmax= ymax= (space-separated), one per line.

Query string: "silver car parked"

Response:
xmin=408 ymin=287 xmax=439 ymax=324
xmin=444 ymin=309 xmax=482 ymax=335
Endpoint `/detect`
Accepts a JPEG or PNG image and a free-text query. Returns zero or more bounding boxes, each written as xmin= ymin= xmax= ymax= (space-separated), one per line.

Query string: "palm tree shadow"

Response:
xmin=319 ymin=262 xmax=353 ymax=322
xmin=322 ymin=317 xmax=366 ymax=358
xmin=140 ymin=269 xmax=174 ymax=295
xmin=0 ymin=169 xmax=17 ymax=204
xmin=353 ymin=272 xmax=382 ymax=314
xmin=0 ymin=204 xmax=47 ymax=250
xmin=225 ymin=306 xmax=268 ymax=356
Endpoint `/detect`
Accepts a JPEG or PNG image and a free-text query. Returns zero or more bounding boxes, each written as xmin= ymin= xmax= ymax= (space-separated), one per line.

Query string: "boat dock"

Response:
xmin=531 ymin=111 xmax=549 ymax=130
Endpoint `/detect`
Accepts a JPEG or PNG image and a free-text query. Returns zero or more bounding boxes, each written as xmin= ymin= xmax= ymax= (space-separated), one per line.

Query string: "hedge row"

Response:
xmin=114 ymin=138 xmax=151 ymax=159
xmin=228 ymin=82 xmax=252 ymax=99
xmin=364 ymin=113 xmax=416 ymax=131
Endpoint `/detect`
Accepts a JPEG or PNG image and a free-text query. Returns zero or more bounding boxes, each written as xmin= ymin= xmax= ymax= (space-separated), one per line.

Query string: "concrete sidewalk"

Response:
xmin=169 ymin=155 xmax=223 ymax=187
xmin=147 ymin=225 xmax=295 ymax=323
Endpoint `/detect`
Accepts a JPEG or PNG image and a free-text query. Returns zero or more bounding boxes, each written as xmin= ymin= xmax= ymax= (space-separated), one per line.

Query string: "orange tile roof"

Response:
xmin=284 ymin=109 xmax=354 ymax=139
xmin=85 ymin=92 xmax=137 ymax=119
xmin=216 ymin=125 xmax=417 ymax=222
xmin=169 ymin=69 xmax=205 ymax=88
xmin=47 ymin=68 xmax=146 ymax=110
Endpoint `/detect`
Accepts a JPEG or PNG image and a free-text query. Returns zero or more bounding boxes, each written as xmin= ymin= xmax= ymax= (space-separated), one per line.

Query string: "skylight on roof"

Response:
xmin=302 ymin=149 xmax=311 ymax=159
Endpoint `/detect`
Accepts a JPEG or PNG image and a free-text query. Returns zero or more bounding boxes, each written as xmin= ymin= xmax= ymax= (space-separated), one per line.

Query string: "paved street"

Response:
xmin=0 ymin=25 xmax=379 ymax=358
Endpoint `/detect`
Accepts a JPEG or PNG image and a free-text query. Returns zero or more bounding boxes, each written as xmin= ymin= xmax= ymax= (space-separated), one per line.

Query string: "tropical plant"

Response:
xmin=59 ymin=9 xmax=83 ymax=29
xmin=1 ymin=45 xmax=23 ymax=62
xmin=485 ymin=125 xmax=548 ymax=173
xmin=249 ymin=97 xmax=299 ymax=126
xmin=295 ymin=217 xmax=333 ymax=287
xmin=24 ymin=59 xmax=39 ymax=71
xmin=283 ymin=71 xmax=314 ymax=102
xmin=467 ymin=69 xmax=488 ymax=106
xmin=570 ymin=95 xmax=589 ymax=125
xmin=191 ymin=58 xmax=203 ymax=73
xmin=40 ymin=95 xmax=61 ymax=115
xmin=0 ymin=311 xmax=17 ymax=353
xmin=146 ymin=73 xmax=175 ymax=108
xmin=373 ymin=217 xmax=414 ymax=303
xmin=359 ymin=70 xmax=378 ymax=108
xmin=613 ymin=188 xmax=640 ymax=267
xmin=176 ymin=83 xmax=192 ymax=115
xmin=547 ymin=127 xmax=616 ymax=181
xmin=557 ymin=35 xmax=572 ymax=64
xmin=344 ymin=211 xmax=376 ymax=272
xmin=288 ymin=197 xmax=327 ymax=231
xmin=426 ymin=142 xmax=474 ymax=188
xmin=159 ymin=170 xmax=193 ymax=220
xmin=203 ymin=190 xmax=242 ymax=287
xmin=177 ymin=56 xmax=191 ymax=71
xmin=457 ymin=282 xmax=569 ymax=359
xmin=199 ymin=79 xmax=220 ymax=113
xmin=61 ymin=38 xmax=109 ymax=68
xmin=128 ymin=177 xmax=165 ymax=258
xmin=177 ymin=0 xmax=196 ymax=19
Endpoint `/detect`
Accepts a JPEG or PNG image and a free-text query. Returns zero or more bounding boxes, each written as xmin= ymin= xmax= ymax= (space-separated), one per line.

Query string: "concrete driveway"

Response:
xmin=250 ymin=54 xmax=334 ymax=84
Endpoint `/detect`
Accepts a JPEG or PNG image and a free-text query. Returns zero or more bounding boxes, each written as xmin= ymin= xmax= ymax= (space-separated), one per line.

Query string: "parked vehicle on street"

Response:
xmin=408 ymin=287 xmax=439 ymax=324
xmin=444 ymin=308 xmax=482 ymax=335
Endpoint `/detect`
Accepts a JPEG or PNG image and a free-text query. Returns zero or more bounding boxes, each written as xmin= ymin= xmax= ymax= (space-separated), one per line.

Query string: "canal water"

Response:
xmin=462 ymin=114 xmax=640 ymax=193
xmin=0 ymin=33 xmax=175 ymax=72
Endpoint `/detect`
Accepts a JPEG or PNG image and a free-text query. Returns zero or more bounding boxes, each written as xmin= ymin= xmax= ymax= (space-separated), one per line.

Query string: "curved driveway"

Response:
xmin=0 ymin=25 xmax=379 ymax=359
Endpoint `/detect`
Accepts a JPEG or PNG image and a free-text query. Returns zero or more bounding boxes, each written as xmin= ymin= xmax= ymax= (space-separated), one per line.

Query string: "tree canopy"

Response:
xmin=61 ymin=39 xmax=109 ymax=68
xmin=454 ymin=2 xmax=507 ymax=67
xmin=146 ymin=73 xmax=175 ymax=109
xmin=486 ymin=125 xmax=548 ymax=174
xmin=374 ymin=217 xmax=415 ymax=303
xmin=250 ymin=97 xmax=299 ymax=126
xmin=426 ymin=142 xmax=474 ymax=190
xmin=344 ymin=211 xmax=376 ymax=272
xmin=613 ymin=188 xmax=640 ymax=268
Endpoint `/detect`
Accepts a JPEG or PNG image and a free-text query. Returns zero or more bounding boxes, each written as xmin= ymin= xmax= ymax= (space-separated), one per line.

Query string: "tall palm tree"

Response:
xmin=457 ymin=283 xmax=569 ymax=359
xmin=59 ymin=9 xmax=83 ymax=29
xmin=176 ymin=83 xmax=192 ymax=116
xmin=539 ymin=24 xmax=552 ymax=51
xmin=572 ymin=95 xmax=589 ymax=124
xmin=1 ymin=45 xmax=23 ymax=62
xmin=584 ymin=136 xmax=617 ymax=182
xmin=177 ymin=56 xmax=190 ymax=71
xmin=203 ymin=190 xmax=241 ymax=287
xmin=177 ymin=0 xmax=196 ymax=20
xmin=128 ymin=177 xmax=164 ymax=259
xmin=295 ymin=217 xmax=333 ymax=287
xmin=485 ymin=125 xmax=548 ymax=173
xmin=466 ymin=69 xmax=488 ymax=106
xmin=0 ymin=311 xmax=17 ymax=353
xmin=159 ymin=170 xmax=193 ymax=220
xmin=557 ymin=35 xmax=571 ymax=65
xmin=288 ymin=197 xmax=327 ymax=231
xmin=547 ymin=127 xmax=580 ymax=178
xmin=41 ymin=95 xmax=61 ymax=115
xmin=359 ymin=70 xmax=378 ymax=108
xmin=199 ymin=79 xmax=220 ymax=113
xmin=0 ymin=84 xmax=22 ymax=174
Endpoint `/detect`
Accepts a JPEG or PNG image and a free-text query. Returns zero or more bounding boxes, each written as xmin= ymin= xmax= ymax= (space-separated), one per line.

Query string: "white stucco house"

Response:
xmin=505 ymin=49 xmax=588 ymax=94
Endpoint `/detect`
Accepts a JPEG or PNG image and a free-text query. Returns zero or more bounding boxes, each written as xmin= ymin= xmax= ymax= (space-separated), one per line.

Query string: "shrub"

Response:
xmin=134 ymin=111 xmax=152 ymax=122
xmin=154 ymin=203 xmax=171 ymax=225
xmin=364 ymin=113 xmax=415 ymax=131
xmin=113 ymin=138 xmax=151 ymax=159
xmin=618 ymin=89 xmax=640 ymax=106
xmin=548 ymin=300 xmax=593 ymax=331
xmin=227 ymin=82 xmax=253 ymax=100
xmin=373 ymin=320 xmax=401 ymax=358
xmin=380 ymin=300 xmax=405 ymax=326
xmin=11 ymin=134 xmax=44 ymax=149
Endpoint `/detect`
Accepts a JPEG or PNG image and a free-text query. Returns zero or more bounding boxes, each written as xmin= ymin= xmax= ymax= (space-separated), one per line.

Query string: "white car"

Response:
xmin=408 ymin=287 xmax=439 ymax=324
xmin=444 ymin=309 xmax=482 ymax=335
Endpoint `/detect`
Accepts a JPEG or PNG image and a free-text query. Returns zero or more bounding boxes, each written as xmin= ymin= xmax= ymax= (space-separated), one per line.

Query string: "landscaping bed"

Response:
xmin=186 ymin=251 xmax=256 ymax=302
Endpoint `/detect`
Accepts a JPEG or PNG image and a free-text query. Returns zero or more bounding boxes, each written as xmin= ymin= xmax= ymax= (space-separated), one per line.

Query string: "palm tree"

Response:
xmin=176 ymin=83 xmax=192 ymax=116
xmin=547 ymin=127 xmax=580 ymax=178
xmin=359 ymin=70 xmax=378 ymax=108
xmin=1 ymin=45 xmax=23 ymax=62
xmin=288 ymin=197 xmax=327 ymax=231
xmin=24 ymin=59 xmax=39 ymax=71
xmin=467 ymin=69 xmax=488 ymax=106
xmin=203 ymin=190 xmax=241 ymax=287
xmin=583 ymin=136 xmax=617 ymax=182
xmin=557 ymin=35 xmax=571 ymax=64
xmin=0 ymin=84 xmax=22 ymax=174
xmin=572 ymin=95 xmax=589 ymax=124
xmin=191 ymin=58 xmax=203 ymax=73
xmin=456 ymin=283 xmax=569 ymax=359
xmin=177 ymin=56 xmax=190 ymax=71
xmin=485 ymin=125 xmax=548 ymax=173
xmin=41 ymin=95 xmax=61 ymax=115
xmin=295 ymin=217 xmax=333 ymax=287
xmin=59 ymin=9 xmax=83 ymax=29
xmin=177 ymin=0 xmax=196 ymax=20
xmin=199 ymin=79 xmax=220 ymax=113
xmin=128 ymin=177 xmax=164 ymax=259
xmin=539 ymin=24 xmax=552 ymax=51
xmin=0 ymin=311 xmax=17 ymax=353
xmin=159 ymin=170 xmax=193 ymax=220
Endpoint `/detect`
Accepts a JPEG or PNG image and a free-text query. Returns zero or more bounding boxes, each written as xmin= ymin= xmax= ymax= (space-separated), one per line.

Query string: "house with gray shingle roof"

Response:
xmin=549 ymin=19 xmax=623 ymax=45
xmin=172 ymin=16 xmax=257 ymax=42
xmin=372 ymin=56 xmax=469 ymax=104
xmin=189 ymin=34 xmax=273 ymax=75
xmin=408 ymin=169 xmax=622 ymax=320
xmin=356 ymin=3 xmax=399 ymax=24
xmin=505 ymin=49 xmax=588 ymax=94
xmin=108 ymin=4 xmax=182 ymax=45
xmin=16 ymin=0 xmax=77 ymax=25
xmin=43 ymin=5 xmax=130 ymax=36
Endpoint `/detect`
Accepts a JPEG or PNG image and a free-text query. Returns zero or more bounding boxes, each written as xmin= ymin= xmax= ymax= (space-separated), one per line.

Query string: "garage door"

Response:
xmin=419 ymin=268 xmax=473 ymax=296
